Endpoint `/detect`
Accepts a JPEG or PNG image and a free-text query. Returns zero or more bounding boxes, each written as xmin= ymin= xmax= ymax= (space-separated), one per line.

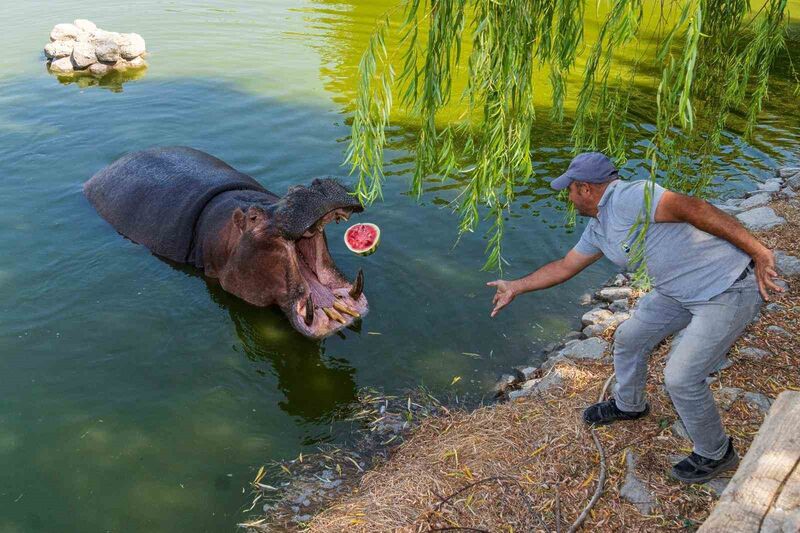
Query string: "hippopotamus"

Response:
xmin=84 ymin=146 xmax=367 ymax=339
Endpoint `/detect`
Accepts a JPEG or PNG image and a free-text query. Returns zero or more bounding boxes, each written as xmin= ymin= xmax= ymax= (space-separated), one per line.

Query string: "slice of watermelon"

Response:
xmin=344 ymin=223 xmax=380 ymax=256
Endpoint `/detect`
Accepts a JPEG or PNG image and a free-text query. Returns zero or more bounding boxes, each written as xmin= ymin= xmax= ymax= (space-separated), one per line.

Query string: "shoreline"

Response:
xmin=245 ymin=167 xmax=800 ymax=532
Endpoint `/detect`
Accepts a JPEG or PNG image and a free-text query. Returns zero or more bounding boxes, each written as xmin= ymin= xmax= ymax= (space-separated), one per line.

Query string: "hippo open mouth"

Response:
xmin=289 ymin=207 xmax=368 ymax=339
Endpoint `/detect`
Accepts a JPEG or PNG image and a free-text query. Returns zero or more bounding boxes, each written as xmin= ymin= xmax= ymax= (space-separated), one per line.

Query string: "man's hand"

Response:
xmin=487 ymin=279 xmax=517 ymax=317
xmin=752 ymin=248 xmax=784 ymax=301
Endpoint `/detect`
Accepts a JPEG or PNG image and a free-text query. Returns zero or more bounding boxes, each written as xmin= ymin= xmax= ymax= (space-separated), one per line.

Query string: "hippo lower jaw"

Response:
xmin=286 ymin=208 xmax=368 ymax=339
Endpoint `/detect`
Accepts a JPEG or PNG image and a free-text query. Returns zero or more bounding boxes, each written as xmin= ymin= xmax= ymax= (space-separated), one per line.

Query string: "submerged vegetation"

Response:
xmin=346 ymin=0 xmax=799 ymax=271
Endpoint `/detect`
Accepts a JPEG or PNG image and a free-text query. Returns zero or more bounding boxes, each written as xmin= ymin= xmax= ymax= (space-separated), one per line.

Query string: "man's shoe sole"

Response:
xmin=669 ymin=453 xmax=740 ymax=484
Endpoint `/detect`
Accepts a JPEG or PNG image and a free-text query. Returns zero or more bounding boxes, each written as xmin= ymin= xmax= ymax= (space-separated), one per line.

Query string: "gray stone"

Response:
xmin=783 ymin=187 xmax=798 ymax=198
xmin=582 ymin=307 xmax=613 ymax=327
xmin=713 ymin=358 xmax=734 ymax=372
xmin=70 ymin=41 xmax=96 ymax=69
xmin=597 ymin=286 xmax=634 ymax=302
xmin=73 ymin=19 xmax=97 ymax=33
xmin=88 ymin=62 xmax=111 ymax=76
xmin=563 ymin=330 xmax=584 ymax=342
xmin=582 ymin=324 xmax=605 ymax=337
xmin=766 ymin=325 xmax=792 ymax=339
xmin=508 ymin=369 xmax=565 ymax=401
xmin=558 ymin=337 xmax=609 ymax=360
xmin=715 ymin=387 xmax=743 ymax=410
xmin=611 ymin=273 xmax=629 ymax=287
xmin=610 ymin=298 xmax=630 ymax=312
xmin=705 ymin=477 xmax=731 ymax=496
xmin=672 ymin=420 xmax=691 ymax=440
xmin=117 ymin=32 xmax=146 ymax=59
xmin=620 ymin=451 xmax=655 ymax=515
xmin=606 ymin=312 xmax=631 ymax=328
xmin=93 ymin=31 xmax=122 ymax=62
xmin=743 ymin=392 xmax=772 ymax=414
xmin=50 ymin=23 xmax=80 ymax=41
xmin=774 ymin=279 xmax=790 ymax=292
xmin=44 ymin=40 xmax=74 ymax=59
xmin=764 ymin=303 xmax=784 ymax=314
xmin=494 ymin=374 xmax=518 ymax=394
xmin=758 ymin=179 xmax=782 ymax=193
xmin=293 ymin=514 xmax=312 ymax=522
xmin=738 ymin=193 xmax=772 ymax=210
xmin=518 ymin=366 xmax=538 ymax=380
xmin=715 ymin=204 xmax=744 ymax=215
xmin=48 ymin=56 xmax=74 ymax=74
xmin=125 ymin=56 xmax=147 ymax=69
xmin=725 ymin=197 xmax=744 ymax=207
xmin=738 ymin=346 xmax=771 ymax=360
xmin=540 ymin=354 xmax=575 ymax=372
xmin=774 ymin=251 xmax=800 ymax=276
xmin=777 ymin=167 xmax=800 ymax=179
xmin=786 ymin=171 xmax=800 ymax=190
xmin=736 ymin=207 xmax=786 ymax=231
xmin=579 ymin=293 xmax=594 ymax=306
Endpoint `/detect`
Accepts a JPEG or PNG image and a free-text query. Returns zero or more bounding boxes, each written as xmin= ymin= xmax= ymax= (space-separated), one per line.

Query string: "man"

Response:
xmin=487 ymin=152 xmax=783 ymax=483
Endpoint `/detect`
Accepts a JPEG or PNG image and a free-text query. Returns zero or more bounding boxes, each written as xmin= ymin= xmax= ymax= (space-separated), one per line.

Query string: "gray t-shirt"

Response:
xmin=573 ymin=180 xmax=751 ymax=303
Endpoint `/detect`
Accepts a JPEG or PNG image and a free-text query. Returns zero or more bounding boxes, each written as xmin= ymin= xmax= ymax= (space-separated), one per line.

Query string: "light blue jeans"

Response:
xmin=612 ymin=266 xmax=762 ymax=459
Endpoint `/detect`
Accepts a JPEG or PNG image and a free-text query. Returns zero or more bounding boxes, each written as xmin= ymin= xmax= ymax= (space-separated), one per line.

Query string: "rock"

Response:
xmin=738 ymin=347 xmax=771 ymax=360
xmin=293 ymin=514 xmax=312 ymax=522
xmin=766 ymin=325 xmax=792 ymax=339
xmin=540 ymin=354 xmax=576 ymax=372
xmin=672 ymin=420 xmax=691 ymax=441
xmin=738 ymin=193 xmax=772 ymax=210
xmin=494 ymin=374 xmax=518 ymax=395
xmin=582 ymin=324 xmax=605 ymax=337
xmin=605 ymin=312 xmax=631 ymax=328
xmin=582 ymin=308 xmax=613 ymax=327
xmin=563 ymin=330 xmax=584 ymax=342
xmin=558 ymin=337 xmax=609 ymax=360
xmin=44 ymin=40 xmax=74 ymax=59
xmin=611 ymin=273 xmax=628 ymax=287
xmin=70 ymin=41 xmax=96 ymax=69
xmin=541 ymin=341 xmax=560 ymax=354
xmin=126 ymin=56 xmax=146 ymax=69
xmin=610 ymin=298 xmax=630 ymax=312
xmin=715 ymin=204 xmax=744 ymax=215
xmin=48 ymin=56 xmax=74 ymax=73
xmin=774 ymin=251 xmax=800 ymax=276
xmin=774 ymin=279 xmax=790 ymax=292
xmin=620 ymin=451 xmax=655 ymax=515
xmin=787 ymin=172 xmax=800 ymax=190
xmin=714 ymin=387 xmax=743 ymax=410
xmin=757 ymin=179 xmax=782 ymax=193
xmin=579 ymin=293 xmax=594 ymax=305
xmin=783 ymin=187 xmax=798 ymax=198
xmin=92 ymin=30 xmax=122 ymax=62
xmin=88 ymin=62 xmax=111 ymax=76
xmin=777 ymin=167 xmax=800 ymax=179
xmin=50 ymin=23 xmax=80 ymax=41
xmin=736 ymin=207 xmax=786 ymax=231
xmin=764 ymin=303 xmax=784 ymax=314
xmin=743 ymin=391 xmax=772 ymax=414
xmin=705 ymin=477 xmax=731 ymax=496
xmin=73 ymin=19 xmax=97 ymax=33
xmin=117 ymin=32 xmax=146 ymax=59
xmin=597 ymin=286 xmax=634 ymax=302
xmin=518 ymin=366 xmax=538 ymax=380
xmin=508 ymin=369 xmax=565 ymax=401
xmin=725 ymin=197 xmax=743 ymax=206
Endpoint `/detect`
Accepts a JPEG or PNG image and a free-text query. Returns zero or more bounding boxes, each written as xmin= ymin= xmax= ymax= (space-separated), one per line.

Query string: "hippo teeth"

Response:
xmin=349 ymin=269 xmax=364 ymax=300
xmin=323 ymin=306 xmax=346 ymax=324
xmin=333 ymin=300 xmax=360 ymax=318
xmin=304 ymin=295 xmax=314 ymax=326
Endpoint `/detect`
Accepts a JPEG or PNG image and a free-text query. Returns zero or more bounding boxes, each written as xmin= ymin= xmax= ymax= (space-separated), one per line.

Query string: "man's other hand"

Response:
xmin=753 ymin=248 xmax=784 ymax=301
xmin=487 ymin=280 xmax=517 ymax=317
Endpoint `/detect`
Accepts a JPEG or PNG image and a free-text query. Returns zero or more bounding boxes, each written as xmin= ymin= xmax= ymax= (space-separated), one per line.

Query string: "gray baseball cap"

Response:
xmin=550 ymin=152 xmax=618 ymax=190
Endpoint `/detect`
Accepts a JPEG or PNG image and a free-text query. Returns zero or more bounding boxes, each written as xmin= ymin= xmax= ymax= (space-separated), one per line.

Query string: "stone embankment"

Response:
xmin=44 ymin=20 xmax=147 ymax=77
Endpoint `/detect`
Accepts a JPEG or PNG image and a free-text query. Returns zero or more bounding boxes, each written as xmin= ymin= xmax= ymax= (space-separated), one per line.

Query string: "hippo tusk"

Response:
xmin=333 ymin=300 xmax=360 ymax=318
xmin=304 ymin=295 xmax=314 ymax=326
xmin=323 ymin=306 xmax=346 ymax=324
xmin=349 ymin=269 xmax=363 ymax=300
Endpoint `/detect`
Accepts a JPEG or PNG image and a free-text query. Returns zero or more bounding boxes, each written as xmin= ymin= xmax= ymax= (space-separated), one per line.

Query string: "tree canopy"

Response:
xmin=346 ymin=0 xmax=798 ymax=272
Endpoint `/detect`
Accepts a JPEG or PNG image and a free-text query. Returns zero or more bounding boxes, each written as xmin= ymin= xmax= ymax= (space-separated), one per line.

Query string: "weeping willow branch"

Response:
xmin=348 ymin=0 xmax=792 ymax=272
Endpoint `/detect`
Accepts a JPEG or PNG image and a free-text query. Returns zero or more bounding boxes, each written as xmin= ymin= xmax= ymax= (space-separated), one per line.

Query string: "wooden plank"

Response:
xmin=699 ymin=391 xmax=800 ymax=533
xmin=761 ymin=458 xmax=800 ymax=532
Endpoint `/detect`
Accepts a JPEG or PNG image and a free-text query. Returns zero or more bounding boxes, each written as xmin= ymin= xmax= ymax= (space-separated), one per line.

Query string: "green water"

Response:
xmin=0 ymin=2 xmax=798 ymax=531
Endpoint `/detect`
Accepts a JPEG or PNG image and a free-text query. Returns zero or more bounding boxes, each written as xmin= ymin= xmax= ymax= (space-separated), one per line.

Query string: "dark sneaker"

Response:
xmin=671 ymin=437 xmax=739 ymax=484
xmin=582 ymin=399 xmax=650 ymax=426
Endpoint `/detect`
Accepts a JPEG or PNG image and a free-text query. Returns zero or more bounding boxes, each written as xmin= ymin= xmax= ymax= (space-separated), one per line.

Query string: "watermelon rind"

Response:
xmin=344 ymin=223 xmax=380 ymax=256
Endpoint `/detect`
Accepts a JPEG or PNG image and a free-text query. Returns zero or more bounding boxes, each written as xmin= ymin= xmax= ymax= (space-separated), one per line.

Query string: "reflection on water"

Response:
xmin=49 ymin=64 xmax=148 ymax=92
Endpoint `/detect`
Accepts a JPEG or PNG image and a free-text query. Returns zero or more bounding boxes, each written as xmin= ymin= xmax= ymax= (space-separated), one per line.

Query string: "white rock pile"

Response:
xmin=44 ymin=19 xmax=147 ymax=77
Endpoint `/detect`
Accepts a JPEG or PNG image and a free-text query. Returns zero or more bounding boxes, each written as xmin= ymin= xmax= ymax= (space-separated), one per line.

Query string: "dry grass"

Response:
xmin=264 ymin=198 xmax=800 ymax=532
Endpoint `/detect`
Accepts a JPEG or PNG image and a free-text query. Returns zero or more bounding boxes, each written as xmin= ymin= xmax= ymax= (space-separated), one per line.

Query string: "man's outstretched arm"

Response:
xmin=654 ymin=190 xmax=783 ymax=300
xmin=487 ymin=248 xmax=603 ymax=317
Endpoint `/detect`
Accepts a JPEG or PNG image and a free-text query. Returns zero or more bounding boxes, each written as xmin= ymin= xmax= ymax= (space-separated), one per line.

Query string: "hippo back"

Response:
xmin=84 ymin=147 xmax=267 ymax=263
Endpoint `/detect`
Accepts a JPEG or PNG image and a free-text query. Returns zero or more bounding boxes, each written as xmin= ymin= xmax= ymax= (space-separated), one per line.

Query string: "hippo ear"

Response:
xmin=232 ymin=208 xmax=246 ymax=233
